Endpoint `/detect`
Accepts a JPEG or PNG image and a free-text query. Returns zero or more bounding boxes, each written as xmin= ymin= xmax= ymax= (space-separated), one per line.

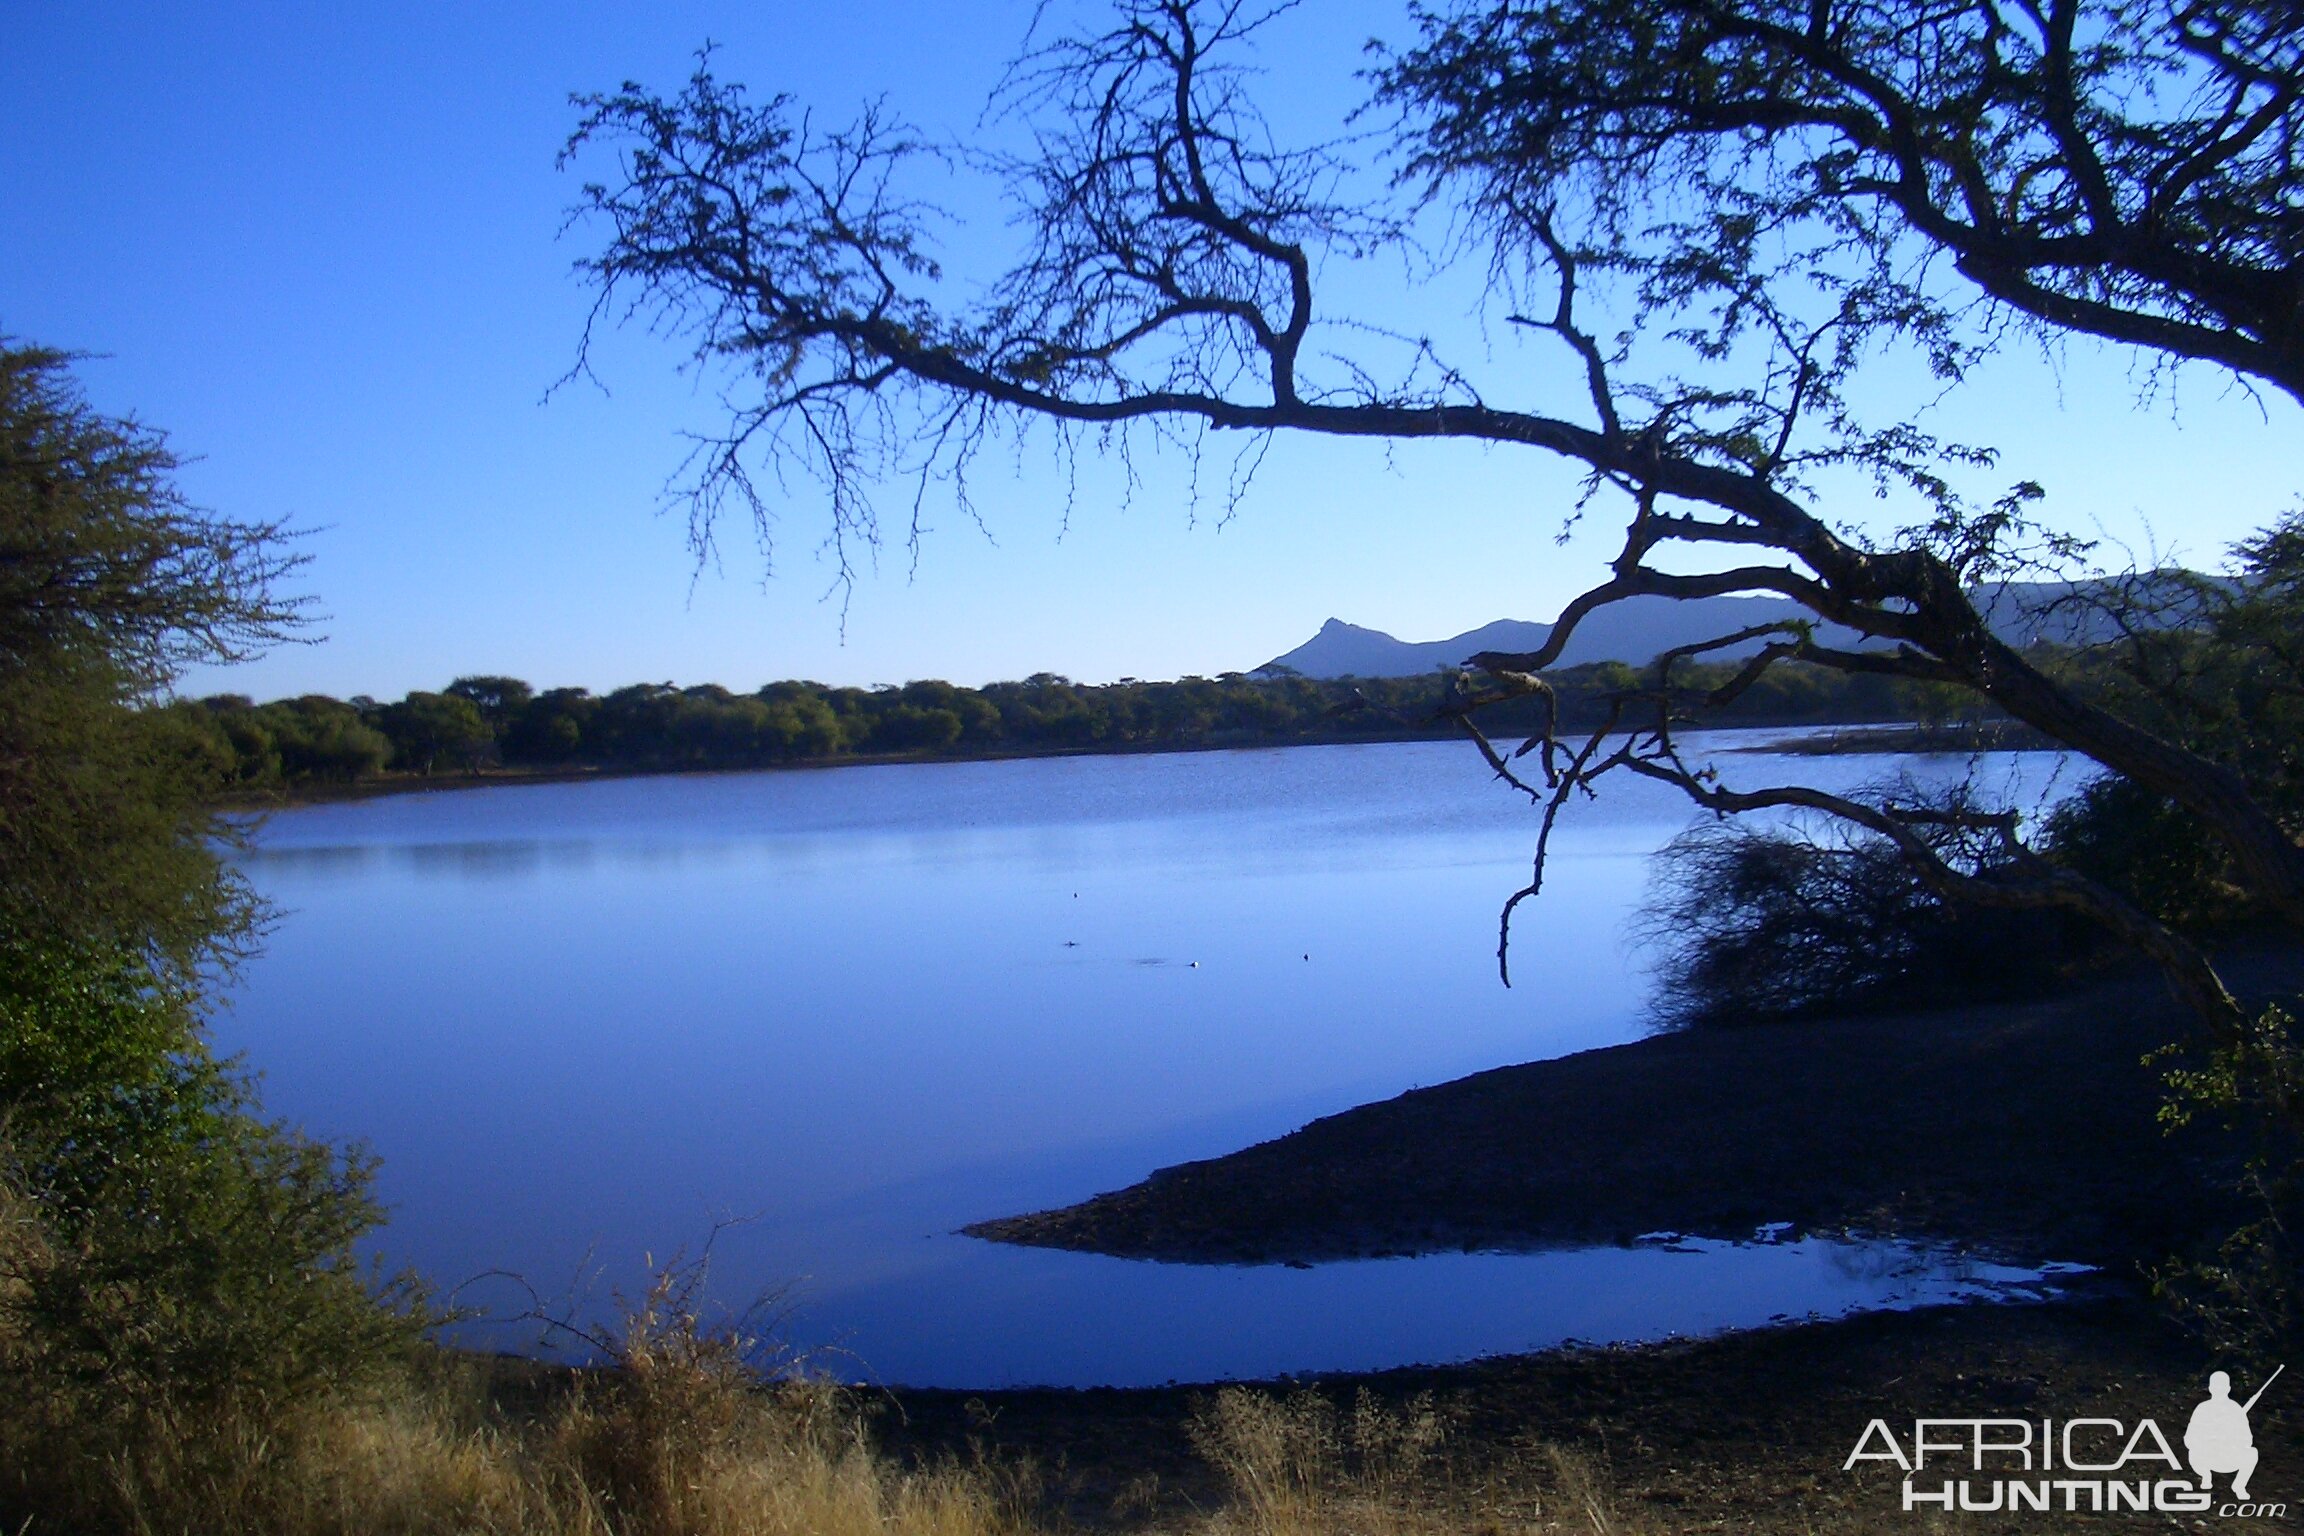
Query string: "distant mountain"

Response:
xmin=1257 ymin=596 xmax=1860 ymax=677
xmin=1258 ymin=617 xmax=1546 ymax=680
xmin=1969 ymin=576 xmax=2219 ymax=647
xmin=1255 ymin=577 xmax=2204 ymax=678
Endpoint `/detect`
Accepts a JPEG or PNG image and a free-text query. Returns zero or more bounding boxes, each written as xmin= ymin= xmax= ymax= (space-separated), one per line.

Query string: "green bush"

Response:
xmin=0 ymin=937 xmax=425 ymax=1522
xmin=0 ymin=342 xmax=426 ymax=1530
xmin=2043 ymin=775 xmax=2253 ymax=936
xmin=2149 ymin=1003 xmax=2304 ymax=1356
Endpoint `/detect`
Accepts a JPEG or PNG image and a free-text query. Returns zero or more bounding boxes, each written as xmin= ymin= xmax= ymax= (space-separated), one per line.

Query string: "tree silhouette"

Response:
xmin=563 ymin=0 xmax=2300 ymax=1065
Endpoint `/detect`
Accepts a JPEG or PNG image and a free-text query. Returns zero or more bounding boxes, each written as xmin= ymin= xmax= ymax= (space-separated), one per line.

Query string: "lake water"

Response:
xmin=218 ymin=732 xmax=2091 ymax=1387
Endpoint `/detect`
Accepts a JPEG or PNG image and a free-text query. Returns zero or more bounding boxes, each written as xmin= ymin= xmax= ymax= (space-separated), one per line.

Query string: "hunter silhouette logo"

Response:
xmin=1845 ymin=1365 xmax=2286 ymax=1517
xmin=2188 ymin=1366 xmax=2281 ymax=1502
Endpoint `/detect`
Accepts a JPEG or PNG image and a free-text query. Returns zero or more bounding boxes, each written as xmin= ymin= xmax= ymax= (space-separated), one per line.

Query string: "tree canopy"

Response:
xmin=0 ymin=344 xmax=304 ymax=974
xmin=172 ymin=654 xmax=1979 ymax=791
xmin=1387 ymin=0 xmax=2304 ymax=402
xmin=0 ymin=343 xmax=414 ymax=1515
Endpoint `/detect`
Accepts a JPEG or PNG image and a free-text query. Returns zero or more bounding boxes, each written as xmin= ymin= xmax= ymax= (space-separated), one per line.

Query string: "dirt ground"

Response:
xmin=879 ymin=1297 xmax=2301 ymax=1532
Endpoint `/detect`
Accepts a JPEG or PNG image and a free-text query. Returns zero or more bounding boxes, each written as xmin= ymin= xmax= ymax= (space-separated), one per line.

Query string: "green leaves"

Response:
xmin=0 ymin=344 xmax=306 ymax=690
xmin=0 ymin=344 xmax=304 ymax=978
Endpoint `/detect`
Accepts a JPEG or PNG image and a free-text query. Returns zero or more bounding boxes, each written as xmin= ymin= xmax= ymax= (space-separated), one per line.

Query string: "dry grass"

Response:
xmin=46 ymin=1380 xmax=1649 ymax=1536
xmin=1185 ymin=1387 xmax=1655 ymax=1536
xmin=0 ymin=1251 xmax=1652 ymax=1536
xmin=0 ymin=1250 xmax=1037 ymax=1536
xmin=46 ymin=1376 xmax=1016 ymax=1536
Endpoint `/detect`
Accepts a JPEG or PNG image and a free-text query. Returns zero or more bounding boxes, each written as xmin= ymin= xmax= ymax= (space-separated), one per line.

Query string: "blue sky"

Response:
xmin=4 ymin=1 xmax=2295 ymax=701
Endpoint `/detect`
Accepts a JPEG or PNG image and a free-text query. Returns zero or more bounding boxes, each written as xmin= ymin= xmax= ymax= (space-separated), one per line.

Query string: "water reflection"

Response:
xmin=218 ymin=734 xmax=2088 ymax=1387
xmin=248 ymin=843 xmax=381 ymax=874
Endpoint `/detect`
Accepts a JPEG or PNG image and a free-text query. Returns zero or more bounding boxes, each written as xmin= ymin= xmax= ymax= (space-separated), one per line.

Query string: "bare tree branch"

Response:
xmin=564 ymin=0 xmax=2303 ymax=1064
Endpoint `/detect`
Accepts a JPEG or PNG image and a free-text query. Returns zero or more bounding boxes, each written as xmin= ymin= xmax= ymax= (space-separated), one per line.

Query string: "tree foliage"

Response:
xmin=0 ymin=346 xmax=304 ymax=689
xmin=1384 ymin=0 xmax=2304 ymax=401
xmin=0 ymin=343 xmax=418 ymax=1518
xmin=175 ymin=655 xmax=1986 ymax=788
xmin=0 ymin=346 xmax=306 ymax=976
xmin=1651 ymin=509 xmax=2304 ymax=1025
xmin=1641 ymin=817 xmax=2092 ymax=1028
xmin=0 ymin=939 xmax=409 ymax=1428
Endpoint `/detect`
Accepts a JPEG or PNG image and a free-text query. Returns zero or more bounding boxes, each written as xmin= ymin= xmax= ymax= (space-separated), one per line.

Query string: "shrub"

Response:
xmin=1639 ymin=821 xmax=2093 ymax=1029
xmin=2043 ymin=774 xmax=2258 ymax=937
xmin=2148 ymin=1003 xmax=2304 ymax=1357
xmin=0 ymin=936 xmax=426 ymax=1527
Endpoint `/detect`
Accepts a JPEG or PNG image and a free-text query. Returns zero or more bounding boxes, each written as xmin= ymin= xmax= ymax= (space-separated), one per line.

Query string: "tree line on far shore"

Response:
xmin=165 ymin=659 xmax=1994 ymax=791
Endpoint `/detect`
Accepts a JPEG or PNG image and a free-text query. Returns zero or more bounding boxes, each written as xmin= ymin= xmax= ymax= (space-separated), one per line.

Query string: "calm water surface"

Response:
xmin=218 ymin=733 xmax=2089 ymax=1386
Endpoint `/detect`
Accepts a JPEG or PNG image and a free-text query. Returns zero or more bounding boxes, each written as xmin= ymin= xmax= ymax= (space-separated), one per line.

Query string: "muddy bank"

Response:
xmin=968 ymin=952 xmax=2300 ymax=1270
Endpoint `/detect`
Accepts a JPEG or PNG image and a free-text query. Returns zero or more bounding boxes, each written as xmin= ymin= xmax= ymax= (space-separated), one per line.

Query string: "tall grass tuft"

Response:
xmin=530 ymin=1256 xmax=1029 ymax=1536
xmin=1186 ymin=1386 xmax=1647 ymax=1536
xmin=0 ymin=1226 xmax=1031 ymax=1536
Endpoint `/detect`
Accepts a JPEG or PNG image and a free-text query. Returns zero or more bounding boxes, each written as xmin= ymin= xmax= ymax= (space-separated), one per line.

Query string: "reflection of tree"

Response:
xmin=1821 ymin=1237 xmax=1933 ymax=1287
xmin=562 ymin=0 xmax=2299 ymax=1067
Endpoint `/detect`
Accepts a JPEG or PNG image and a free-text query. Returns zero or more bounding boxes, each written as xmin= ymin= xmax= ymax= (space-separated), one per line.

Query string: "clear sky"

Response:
xmin=4 ymin=1 xmax=2295 ymax=702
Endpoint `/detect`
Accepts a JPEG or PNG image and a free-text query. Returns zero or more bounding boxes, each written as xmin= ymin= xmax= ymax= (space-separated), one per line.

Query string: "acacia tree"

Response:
xmin=0 ymin=343 xmax=418 ymax=1510
xmin=563 ymin=0 xmax=2300 ymax=1069
xmin=0 ymin=343 xmax=305 ymax=972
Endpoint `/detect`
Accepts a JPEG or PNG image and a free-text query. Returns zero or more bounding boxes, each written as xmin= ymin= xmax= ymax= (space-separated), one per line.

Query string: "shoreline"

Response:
xmin=217 ymin=726 xmax=1483 ymax=809
xmin=219 ymin=711 xmax=2015 ymax=811
xmin=910 ymin=954 xmax=2303 ymax=1524
xmin=462 ymin=1295 xmax=2270 ymax=1531
xmin=964 ymin=949 xmax=2300 ymax=1273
